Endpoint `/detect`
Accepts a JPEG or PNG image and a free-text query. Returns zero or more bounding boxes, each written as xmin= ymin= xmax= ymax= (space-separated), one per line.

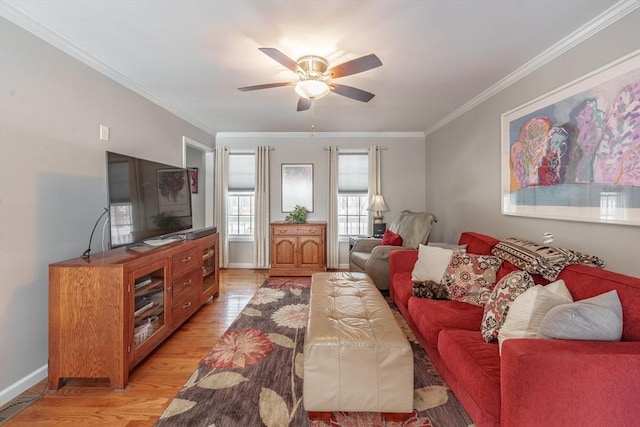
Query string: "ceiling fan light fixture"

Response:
xmin=295 ymin=79 xmax=330 ymax=100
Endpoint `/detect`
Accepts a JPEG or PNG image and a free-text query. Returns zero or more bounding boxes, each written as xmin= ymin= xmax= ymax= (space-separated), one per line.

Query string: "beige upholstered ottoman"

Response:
xmin=303 ymin=272 xmax=414 ymax=420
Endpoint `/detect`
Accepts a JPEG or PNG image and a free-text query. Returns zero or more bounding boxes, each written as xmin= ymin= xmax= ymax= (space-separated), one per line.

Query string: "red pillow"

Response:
xmin=382 ymin=229 xmax=403 ymax=246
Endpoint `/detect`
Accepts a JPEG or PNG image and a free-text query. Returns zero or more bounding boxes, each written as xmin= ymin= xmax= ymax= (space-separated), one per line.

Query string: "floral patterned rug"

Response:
xmin=154 ymin=277 xmax=474 ymax=427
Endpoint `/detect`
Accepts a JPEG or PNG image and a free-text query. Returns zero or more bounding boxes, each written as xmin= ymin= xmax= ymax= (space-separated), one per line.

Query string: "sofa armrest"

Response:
xmin=389 ymin=249 xmax=418 ymax=279
xmin=362 ymin=245 xmax=405 ymax=291
xmin=351 ymin=237 xmax=382 ymax=253
xmin=501 ymin=338 xmax=640 ymax=427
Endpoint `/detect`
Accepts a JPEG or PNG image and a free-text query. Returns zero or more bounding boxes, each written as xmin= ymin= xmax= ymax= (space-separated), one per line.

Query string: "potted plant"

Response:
xmin=285 ymin=205 xmax=309 ymax=223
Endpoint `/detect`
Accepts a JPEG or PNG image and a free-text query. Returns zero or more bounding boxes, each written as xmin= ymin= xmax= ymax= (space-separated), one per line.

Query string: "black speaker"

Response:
xmin=372 ymin=223 xmax=386 ymax=238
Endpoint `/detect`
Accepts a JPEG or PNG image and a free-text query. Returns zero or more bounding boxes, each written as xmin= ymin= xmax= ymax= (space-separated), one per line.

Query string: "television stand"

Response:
xmin=48 ymin=232 xmax=219 ymax=390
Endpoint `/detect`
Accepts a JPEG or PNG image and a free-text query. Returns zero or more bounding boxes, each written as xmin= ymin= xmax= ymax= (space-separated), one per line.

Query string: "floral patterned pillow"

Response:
xmin=481 ymin=270 xmax=535 ymax=343
xmin=440 ymin=253 xmax=503 ymax=306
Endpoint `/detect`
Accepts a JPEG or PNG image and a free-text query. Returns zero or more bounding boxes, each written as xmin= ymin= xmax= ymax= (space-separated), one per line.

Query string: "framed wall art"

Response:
xmin=281 ymin=163 xmax=314 ymax=212
xmin=188 ymin=167 xmax=198 ymax=194
xmin=501 ymin=50 xmax=640 ymax=226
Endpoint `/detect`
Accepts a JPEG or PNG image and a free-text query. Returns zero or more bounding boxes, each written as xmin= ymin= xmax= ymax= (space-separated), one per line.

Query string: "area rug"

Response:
xmin=155 ymin=277 xmax=474 ymax=427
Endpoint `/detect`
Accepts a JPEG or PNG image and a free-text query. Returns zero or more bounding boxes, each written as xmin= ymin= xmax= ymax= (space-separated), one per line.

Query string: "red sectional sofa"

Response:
xmin=389 ymin=231 xmax=640 ymax=427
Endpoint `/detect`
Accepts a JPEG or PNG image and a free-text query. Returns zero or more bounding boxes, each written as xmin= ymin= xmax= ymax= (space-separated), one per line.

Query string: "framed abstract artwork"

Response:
xmin=188 ymin=167 xmax=198 ymax=194
xmin=501 ymin=50 xmax=640 ymax=226
xmin=281 ymin=163 xmax=314 ymax=212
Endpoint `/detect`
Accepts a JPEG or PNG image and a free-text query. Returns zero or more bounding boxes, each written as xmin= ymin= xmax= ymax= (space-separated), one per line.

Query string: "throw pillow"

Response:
xmin=440 ymin=253 xmax=503 ymax=307
xmin=498 ymin=280 xmax=573 ymax=352
xmin=537 ymin=290 xmax=623 ymax=341
xmin=413 ymin=280 xmax=450 ymax=300
xmin=382 ymin=229 xmax=403 ymax=246
xmin=428 ymin=242 xmax=467 ymax=252
xmin=481 ymin=270 xmax=535 ymax=343
xmin=411 ymin=244 xmax=454 ymax=283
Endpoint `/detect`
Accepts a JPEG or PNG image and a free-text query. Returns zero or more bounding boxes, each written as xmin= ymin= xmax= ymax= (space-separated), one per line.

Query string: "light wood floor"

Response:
xmin=3 ymin=268 xmax=269 ymax=427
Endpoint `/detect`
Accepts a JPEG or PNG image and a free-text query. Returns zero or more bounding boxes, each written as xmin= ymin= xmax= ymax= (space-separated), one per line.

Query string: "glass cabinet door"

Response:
xmin=132 ymin=264 xmax=166 ymax=349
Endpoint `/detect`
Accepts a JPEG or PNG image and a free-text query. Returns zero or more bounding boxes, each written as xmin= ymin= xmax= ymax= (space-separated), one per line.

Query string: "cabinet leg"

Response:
xmin=47 ymin=376 xmax=63 ymax=391
xmin=110 ymin=374 xmax=127 ymax=391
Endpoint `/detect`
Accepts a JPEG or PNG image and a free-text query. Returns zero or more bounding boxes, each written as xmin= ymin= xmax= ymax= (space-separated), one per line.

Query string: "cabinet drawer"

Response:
xmin=172 ymin=268 xmax=202 ymax=301
xmin=172 ymin=291 xmax=198 ymax=328
xmin=171 ymin=246 xmax=200 ymax=277
xmin=272 ymin=225 xmax=324 ymax=236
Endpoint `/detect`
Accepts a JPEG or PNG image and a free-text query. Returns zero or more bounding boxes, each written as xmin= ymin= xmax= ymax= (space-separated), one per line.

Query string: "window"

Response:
xmin=228 ymin=192 xmax=254 ymax=235
xmin=338 ymin=153 xmax=368 ymax=236
xmin=109 ymin=203 xmax=133 ymax=246
xmin=228 ymin=153 xmax=255 ymax=237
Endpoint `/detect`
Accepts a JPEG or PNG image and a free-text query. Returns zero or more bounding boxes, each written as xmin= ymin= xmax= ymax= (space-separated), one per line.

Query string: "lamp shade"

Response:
xmin=368 ymin=194 xmax=389 ymax=212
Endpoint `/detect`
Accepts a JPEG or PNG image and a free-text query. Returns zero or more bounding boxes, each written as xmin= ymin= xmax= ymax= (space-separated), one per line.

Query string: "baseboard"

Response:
xmin=0 ymin=364 xmax=48 ymax=407
xmin=226 ymin=263 xmax=257 ymax=269
xmin=226 ymin=263 xmax=351 ymax=270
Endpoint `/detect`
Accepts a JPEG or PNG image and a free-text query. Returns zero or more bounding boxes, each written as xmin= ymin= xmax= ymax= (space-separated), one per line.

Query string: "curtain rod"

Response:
xmin=228 ymin=146 xmax=275 ymax=154
xmin=322 ymin=146 xmax=388 ymax=151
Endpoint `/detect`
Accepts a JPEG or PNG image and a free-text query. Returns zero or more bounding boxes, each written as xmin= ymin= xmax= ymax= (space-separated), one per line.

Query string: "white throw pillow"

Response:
xmin=537 ymin=290 xmax=623 ymax=341
xmin=498 ymin=280 xmax=573 ymax=353
xmin=411 ymin=244 xmax=454 ymax=283
xmin=428 ymin=242 xmax=467 ymax=252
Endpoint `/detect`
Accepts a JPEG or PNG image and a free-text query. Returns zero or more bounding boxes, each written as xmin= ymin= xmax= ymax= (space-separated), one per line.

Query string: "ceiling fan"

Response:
xmin=238 ymin=48 xmax=382 ymax=111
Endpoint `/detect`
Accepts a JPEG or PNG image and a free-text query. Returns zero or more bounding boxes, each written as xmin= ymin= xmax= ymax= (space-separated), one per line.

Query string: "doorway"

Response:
xmin=182 ymin=136 xmax=214 ymax=229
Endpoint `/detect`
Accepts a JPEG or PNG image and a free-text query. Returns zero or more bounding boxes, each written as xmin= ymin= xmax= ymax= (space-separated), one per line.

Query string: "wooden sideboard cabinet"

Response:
xmin=48 ymin=233 xmax=219 ymax=390
xmin=270 ymin=222 xmax=326 ymax=276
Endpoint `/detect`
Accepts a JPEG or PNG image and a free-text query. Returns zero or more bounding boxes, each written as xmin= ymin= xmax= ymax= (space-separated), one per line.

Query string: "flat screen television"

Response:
xmin=106 ymin=151 xmax=193 ymax=248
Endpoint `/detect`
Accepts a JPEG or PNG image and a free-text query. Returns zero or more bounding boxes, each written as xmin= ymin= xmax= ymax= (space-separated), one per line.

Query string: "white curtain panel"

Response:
xmin=326 ymin=146 xmax=339 ymax=269
xmin=253 ymin=146 xmax=270 ymax=269
xmin=368 ymin=145 xmax=382 ymax=235
xmin=214 ymin=146 xmax=229 ymax=268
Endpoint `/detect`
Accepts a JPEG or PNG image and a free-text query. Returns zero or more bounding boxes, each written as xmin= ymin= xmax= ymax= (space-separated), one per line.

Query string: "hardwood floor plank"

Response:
xmin=2 ymin=269 xmax=268 ymax=427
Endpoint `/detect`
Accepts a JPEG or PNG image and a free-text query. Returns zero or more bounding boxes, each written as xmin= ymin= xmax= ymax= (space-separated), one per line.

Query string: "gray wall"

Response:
xmin=217 ymin=134 xmax=427 ymax=267
xmin=425 ymin=10 xmax=640 ymax=278
xmin=0 ymin=18 xmax=214 ymax=404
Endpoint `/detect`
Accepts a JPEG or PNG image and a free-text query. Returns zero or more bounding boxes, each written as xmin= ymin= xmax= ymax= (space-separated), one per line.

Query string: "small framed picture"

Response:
xmin=188 ymin=167 xmax=198 ymax=194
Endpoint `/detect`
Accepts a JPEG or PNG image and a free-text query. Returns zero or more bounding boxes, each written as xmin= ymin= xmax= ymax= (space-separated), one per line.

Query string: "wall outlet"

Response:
xmin=99 ymin=125 xmax=110 ymax=141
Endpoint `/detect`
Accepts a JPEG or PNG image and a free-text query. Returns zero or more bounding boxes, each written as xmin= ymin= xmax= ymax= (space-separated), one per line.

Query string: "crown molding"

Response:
xmin=0 ymin=2 xmax=215 ymax=136
xmin=425 ymin=0 xmax=639 ymax=136
xmin=2 ymin=0 xmax=635 ymax=139
xmin=216 ymin=132 xmax=425 ymax=138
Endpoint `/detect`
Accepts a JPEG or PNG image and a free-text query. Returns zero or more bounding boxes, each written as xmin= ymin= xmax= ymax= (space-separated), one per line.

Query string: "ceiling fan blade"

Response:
xmin=259 ymin=48 xmax=302 ymax=73
xmin=327 ymin=54 xmax=382 ymax=78
xmin=297 ymin=97 xmax=312 ymax=111
xmin=238 ymin=82 xmax=293 ymax=91
xmin=330 ymin=84 xmax=375 ymax=102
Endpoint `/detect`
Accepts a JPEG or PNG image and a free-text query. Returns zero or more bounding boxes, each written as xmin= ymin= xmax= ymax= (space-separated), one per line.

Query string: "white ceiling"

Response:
xmin=1 ymin=0 xmax=634 ymax=135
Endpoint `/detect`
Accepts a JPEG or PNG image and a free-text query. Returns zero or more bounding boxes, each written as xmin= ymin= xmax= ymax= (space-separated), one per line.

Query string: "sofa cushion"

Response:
xmin=408 ymin=297 xmax=484 ymax=345
xmin=390 ymin=272 xmax=414 ymax=317
xmin=382 ymin=229 xmax=403 ymax=246
xmin=437 ymin=329 xmax=501 ymax=423
xmin=441 ymin=253 xmax=503 ymax=307
xmin=537 ymin=290 xmax=623 ymax=341
xmin=457 ymin=232 xmax=500 ymax=255
xmin=482 ymin=270 xmax=535 ymax=343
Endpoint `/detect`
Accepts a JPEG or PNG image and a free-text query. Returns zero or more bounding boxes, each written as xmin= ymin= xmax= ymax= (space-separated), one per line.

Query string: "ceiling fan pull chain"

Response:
xmin=310 ymin=102 xmax=315 ymax=137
